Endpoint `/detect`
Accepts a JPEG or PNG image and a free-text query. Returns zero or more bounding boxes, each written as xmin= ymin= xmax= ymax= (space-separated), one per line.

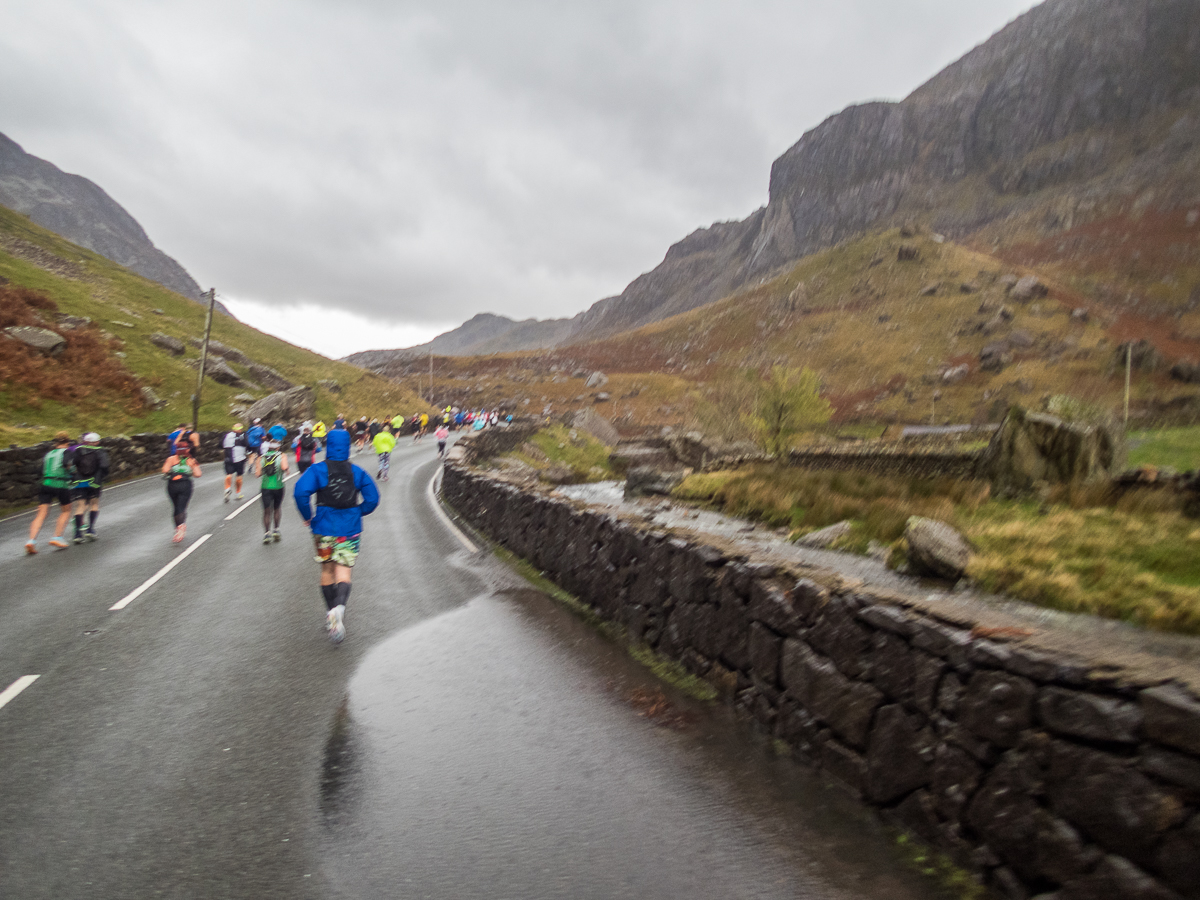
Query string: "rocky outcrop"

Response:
xmin=571 ymin=408 xmax=620 ymax=446
xmin=978 ymin=406 xmax=1125 ymax=497
xmin=185 ymin=356 xmax=247 ymax=388
xmin=624 ymin=465 xmax=686 ymax=499
xmin=149 ymin=332 xmax=185 ymax=356
xmin=243 ymin=385 xmax=315 ymax=425
xmin=244 ymin=363 xmax=293 ymax=392
xmin=0 ymin=131 xmax=213 ymax=303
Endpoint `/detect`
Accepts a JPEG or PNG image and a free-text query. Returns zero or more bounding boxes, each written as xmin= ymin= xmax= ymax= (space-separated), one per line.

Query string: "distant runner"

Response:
xmin=435 ymin=423 xmax=449 ymax=458
xmin=372 ymin=424 xmax=396 ymax=481
xmin=294 ymin=423 xmax=319 ymax=474
xmin=163 ymin=440 xmax=202 ymax=543
xmin=246 ymin=418 xmax=266 ymax=467
xmin=67 ymin=432 xmax=110 ymax=542
xmin=25 ymin=431 xmax=74 ymax=554
xmin=256 ymin=440 xmax=289 ymax=544
xmin=293 ymin=429 xmax=379 ymax=644
xmin=223 ymin=422 xmax=248 ymax=502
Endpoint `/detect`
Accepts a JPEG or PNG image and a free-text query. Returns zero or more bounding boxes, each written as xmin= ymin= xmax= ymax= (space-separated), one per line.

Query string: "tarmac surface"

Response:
xmin=1 ymin=435 xmax=938 ymax=899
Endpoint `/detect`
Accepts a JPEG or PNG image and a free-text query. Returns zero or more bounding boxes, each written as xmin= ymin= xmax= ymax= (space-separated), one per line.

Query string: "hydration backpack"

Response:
xmin=317 ymin=460 xmax=358 ymax=509
xmin=73 ymin=448 xmax=101 ymax=479
xmin=262 ymin=453 xmax=279 ymax=477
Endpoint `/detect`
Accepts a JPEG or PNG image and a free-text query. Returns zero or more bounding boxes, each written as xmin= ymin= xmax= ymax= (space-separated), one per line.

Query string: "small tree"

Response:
xmin=746 ymin=366 xmax=832 ymax=457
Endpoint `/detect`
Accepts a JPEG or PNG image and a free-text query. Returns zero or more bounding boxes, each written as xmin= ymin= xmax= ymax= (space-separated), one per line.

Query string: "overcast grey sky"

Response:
xmin=0 ymin=0 xmax=1038 ymax=357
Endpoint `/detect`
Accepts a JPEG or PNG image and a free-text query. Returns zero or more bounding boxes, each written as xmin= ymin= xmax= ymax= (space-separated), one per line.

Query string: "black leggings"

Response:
xmin=167 ymin=479 xmax=193 ymax=526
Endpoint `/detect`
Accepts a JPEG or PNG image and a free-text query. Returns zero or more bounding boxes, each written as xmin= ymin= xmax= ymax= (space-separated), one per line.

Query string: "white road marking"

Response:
xmin=427 ymin=468 xmax=478 ymax=553
xmin=109 ymin=534 xmax=211 ymax=611
xmin=0 ymin=675 xmax=40 ymax=712
xmin=222 ymin=470 xmax=298 ymax=521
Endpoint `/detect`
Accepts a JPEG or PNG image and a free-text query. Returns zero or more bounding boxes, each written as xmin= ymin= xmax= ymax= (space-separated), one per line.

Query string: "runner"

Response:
xmin=367 ymin=417 xmax=382 ymax=442
xmin=66 ymin=432 xmax=110 ymax=542
xmin=162 ymin=440 xmax=202 ymax=543
xmin=372 ymin=424 xmax=396 ymax=481
xmin=167 ymin=422 xmax=200 ymax=454
xmin=25 ymin=431 xmax=75 ymax=554
xmin=222 ymin=422 xmax=248 ymax=501
xmin=435 ymin=423 xmax=450 ymax=458
xmin=256 ymin=439 xmax=289 ymax=544
xmin=390 ymin=412 xmax=405 ymax=435
xmin=268 ymin=421 xmax=288 ymax=448
xmin=293 ymin=428 xmax=379 ymax=644
xmin=419 ymin=411 xmax=429 ymax=439
xmin=352 ymin=416 xmax=369 ymax=454
xmin=246 ymin=418 xmax=266 ymax=467
xmin=294 ymin=423 xmax=318 ymax=474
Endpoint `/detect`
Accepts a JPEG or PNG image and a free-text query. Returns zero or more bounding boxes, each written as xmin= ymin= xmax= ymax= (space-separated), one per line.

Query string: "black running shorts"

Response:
xmin=224 ymin=460 xmax=246 ymax=476
xmin=260 ymin=487 xmax=284 ymax=509
xmin=38 ymin=486 xmax=72 ymax=507
xmin=71 ymin=485 xmax=102 ymax=502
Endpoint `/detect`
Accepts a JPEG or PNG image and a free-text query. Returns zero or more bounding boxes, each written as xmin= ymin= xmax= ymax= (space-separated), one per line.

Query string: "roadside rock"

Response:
xmin=149 ymin=332 xmax=185 ymax=356
xmin=796 ymin=521 xmax=852 ymax=549
xmin=571 ymin=407 xmax=620 ymax=446
xmin=904 ymin=516 xmax=971 ymax=580
xmin=624 ymin=465 xmax=686 ymax=499
xmin=4 ymin=325 xmax=66 ymax=356
xmin=243 ymin=385 xmax=315 ymax=425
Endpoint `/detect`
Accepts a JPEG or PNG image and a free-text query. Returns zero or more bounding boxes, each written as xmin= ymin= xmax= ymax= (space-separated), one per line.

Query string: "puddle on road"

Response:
xmin=318 ymin=588 xmax=943 ymax=900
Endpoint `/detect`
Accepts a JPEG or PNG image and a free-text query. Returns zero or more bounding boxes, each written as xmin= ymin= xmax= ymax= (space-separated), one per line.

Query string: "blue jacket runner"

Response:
xmin=293 ymin=429 xmax=379 ymax=536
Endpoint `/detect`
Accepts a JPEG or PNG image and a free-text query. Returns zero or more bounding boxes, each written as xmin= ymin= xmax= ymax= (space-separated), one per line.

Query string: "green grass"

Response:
xmin=510 ymin=424 xmax=616 ymax=482
xmin=0 ymin=205 xmax=433 ymax=445
xmin=892 ymin=833 xmax=987 ymax=900
xmin=1127 ymin=426 xmax=1200 ymax=472
xmin=675 ymin=462 xmax=1200 ymax=634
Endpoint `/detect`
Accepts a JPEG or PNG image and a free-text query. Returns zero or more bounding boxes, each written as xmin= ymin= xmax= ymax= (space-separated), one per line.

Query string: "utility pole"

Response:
xmin=192 ymin=288 xmax=216 ymax=430
xmin=1124 ymin=342 xmax=1132 ymax=427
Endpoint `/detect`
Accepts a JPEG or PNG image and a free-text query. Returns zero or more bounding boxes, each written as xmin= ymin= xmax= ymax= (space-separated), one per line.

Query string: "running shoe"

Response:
xmin=236 ymin=493 xmax=244 ymax=500
xmin=73 ymin=533 xmax=85 ymax=544
xmin=224 ymin=488 xmax=231 ymax=503
xmin=329 ymin=604 xmax=346 ymax=643
xmin=172 ymin=524 xmax=186 ymax=543
xmin=85 ymin=529 xmax=97 ymax=542
xmin=263 ymin=532 xmax=272 ymax=544
xmin=272 ymin=530 xmax=281 ymax=543
xmin=49 ymin=537 xmax=69 ymax=550
xmin=24 ymin=541 xmax=36 ymax=555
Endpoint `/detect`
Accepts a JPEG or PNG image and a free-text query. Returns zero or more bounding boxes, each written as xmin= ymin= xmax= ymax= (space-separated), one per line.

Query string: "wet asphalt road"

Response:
xmin=0 ymin=436 xmax=938 ymax=900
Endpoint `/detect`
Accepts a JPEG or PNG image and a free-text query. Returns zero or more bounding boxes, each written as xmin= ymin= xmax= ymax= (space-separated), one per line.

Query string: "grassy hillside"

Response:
xmin=0 ymin=205 xmax=432 ymax=446
xmin=405 ymin=226 xmax=1200 ymax=437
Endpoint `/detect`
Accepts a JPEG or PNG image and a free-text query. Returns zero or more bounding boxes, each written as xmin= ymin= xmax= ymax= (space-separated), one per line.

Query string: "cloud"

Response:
xmin=0 ymin=0 xmax=1038 ymax=355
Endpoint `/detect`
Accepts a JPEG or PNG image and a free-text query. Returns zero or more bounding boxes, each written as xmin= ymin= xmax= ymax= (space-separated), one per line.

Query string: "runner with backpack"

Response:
xmin=294 ymin=423 xmax=319 ymax=474
xmin=66 ymin=432 xmax=110 ymax=542
xmin=246 ymin=418 xmax=266 ymax=467
xmin=255 ymin=440 xmax=289 ymax=544
xmin=25 ymin=432 xmax=75 ymax=554
xmin=293 ymin=429 xmax=379 ymax=644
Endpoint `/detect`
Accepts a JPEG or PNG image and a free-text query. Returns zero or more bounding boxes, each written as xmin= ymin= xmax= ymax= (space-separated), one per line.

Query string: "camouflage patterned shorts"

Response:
xmin=313 ymin=534 xmax=361 ymax=567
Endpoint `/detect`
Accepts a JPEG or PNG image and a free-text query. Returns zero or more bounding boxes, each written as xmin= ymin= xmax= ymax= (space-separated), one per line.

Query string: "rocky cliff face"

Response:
xmin=578 ymin=0 xmax=1200 ymax=342
xmin=394 ymin=0 xmax=1200 ymax=358
xmin=0 ymin=132 xmax=205 ymax=301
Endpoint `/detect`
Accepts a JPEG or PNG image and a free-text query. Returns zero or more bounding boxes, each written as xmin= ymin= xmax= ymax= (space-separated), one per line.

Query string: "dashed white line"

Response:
xmin=0 ymin=675 xmax=40 ymax=712
xmin=109 ymin=534 xmax=211 ymax=611
xmin=427 ymin=468 xmax=478 ymax=553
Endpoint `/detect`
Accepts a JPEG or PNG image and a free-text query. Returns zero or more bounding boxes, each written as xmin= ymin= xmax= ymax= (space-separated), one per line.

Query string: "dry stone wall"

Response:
xmin=0 ymin=431 xmax=225 ymax=509
xmin=443 ymin=460 xmax=1200 ymax=900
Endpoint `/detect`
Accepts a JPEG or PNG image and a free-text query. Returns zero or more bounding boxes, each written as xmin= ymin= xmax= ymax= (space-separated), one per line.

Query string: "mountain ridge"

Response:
xmin=354 ymin=0 xmax=1200 ymax=364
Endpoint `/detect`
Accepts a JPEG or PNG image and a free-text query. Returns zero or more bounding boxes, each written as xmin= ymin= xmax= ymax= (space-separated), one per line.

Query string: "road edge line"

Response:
xmin=427 ymin=468 xmax=478 ymax=553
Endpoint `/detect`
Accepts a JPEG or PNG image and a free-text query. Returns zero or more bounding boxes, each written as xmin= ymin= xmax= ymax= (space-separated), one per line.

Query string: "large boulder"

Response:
xmin=189 ymin=337 xmax=251 ymax=366
xmin=186 ymin=356 xmax=247 ymax=387
xmin=977 ymin=406 xmax=1125 ymax=497
xmin=904 ymin=516 xmax=972 ymax=580
xmin=4 ymin=325 xmax=66 ymax=356
xmin=571 ymin=407 xmax=620 ymax=446
xmin=244 ymin=385 xmax=315 ymax=425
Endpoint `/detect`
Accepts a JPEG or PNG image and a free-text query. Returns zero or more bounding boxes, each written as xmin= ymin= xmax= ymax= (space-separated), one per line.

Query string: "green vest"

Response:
xmin=260 ymin=451 xmax=285 ymax=490
xmin=42 ymin=448 xmax=70 ymax=488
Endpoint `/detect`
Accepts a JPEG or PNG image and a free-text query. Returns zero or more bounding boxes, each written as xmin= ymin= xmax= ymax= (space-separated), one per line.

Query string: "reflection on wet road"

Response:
xmin=319 ymin=588 xmax=938 ymax=899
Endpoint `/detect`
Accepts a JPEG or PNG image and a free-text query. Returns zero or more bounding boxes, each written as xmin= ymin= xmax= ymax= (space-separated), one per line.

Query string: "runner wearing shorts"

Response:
xmin=223 ymin=422 xmax=248 ymax=501
xmin=256 ymin=441 xmax=289 ymax=543
xmin=66 ymin=431 xmax=110 ymax=543
xmin=25 ymin=431 xmax=75 ymax=554
xmin=293 ymin=429 xmax=379 ymax=643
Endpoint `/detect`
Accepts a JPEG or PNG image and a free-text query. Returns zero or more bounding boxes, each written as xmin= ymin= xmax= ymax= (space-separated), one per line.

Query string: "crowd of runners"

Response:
xmin=19 ymin=406 xmax=506 ymax=643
